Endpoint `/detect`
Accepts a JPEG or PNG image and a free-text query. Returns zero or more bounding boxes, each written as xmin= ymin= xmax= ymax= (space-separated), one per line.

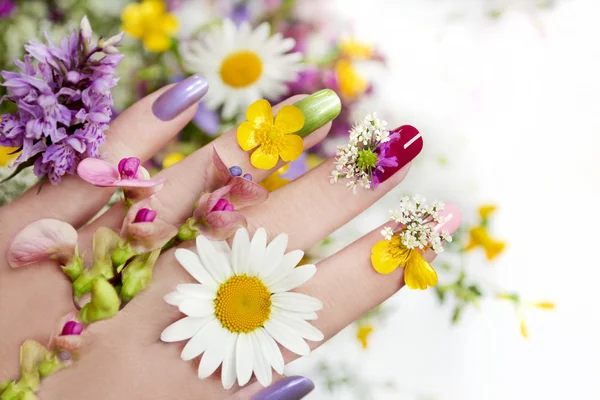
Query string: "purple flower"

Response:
xmin=192 ymin=101 xmax=221 ymax=136
xmin=0 ymin=0 xmax=16 ymax=18
xmin=0 ymin=17 xmax=123 ymax=184
xmin=371 ymin=131 xmax=400 ymax=189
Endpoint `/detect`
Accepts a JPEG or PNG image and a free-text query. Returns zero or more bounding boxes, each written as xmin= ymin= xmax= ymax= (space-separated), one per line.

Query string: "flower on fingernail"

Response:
xmin=370 ymin=196 xmax=453 ymax=290
xmin=237 ymin=99 xmax=305 ymax=170
xmin=77 ymin=157 xmax=165 ymax=202
xmin=465 ymin=205 xmax=506 ymax=261
xmin=330 ymin=113 xmax=401 ymax=193
xmin=6 ymin=219 xmax=78 ymax=269
xmin=121 ymin=196 xmax=178 ymax=254
xmin=161 ymin=227 xmax=323 ymax=389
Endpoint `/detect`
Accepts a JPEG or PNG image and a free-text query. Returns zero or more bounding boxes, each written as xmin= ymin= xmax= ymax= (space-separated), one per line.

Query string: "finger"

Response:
xmin=244 ymin=122 xmax=423 ymax=248
xmin=235 ymin=376 xmax=315 ymax=400
xmin=81 ymin=93 xmax=335 ymax=236
xmin=0 ymin=75 xmax=208 ymax=232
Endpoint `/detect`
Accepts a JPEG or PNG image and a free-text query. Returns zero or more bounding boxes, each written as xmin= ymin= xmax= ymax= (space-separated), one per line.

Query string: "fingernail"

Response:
xmin=293 ymin=89 xmax=342 ymax=137
xmin=434 ymin=202 xmax=462 ymax=235
xmin=379 ymin=125 xmax=423 ymax=183
xmin=253 ymin=376 xmax=315 ymax=400
xmin=152 ymin=74 xmax=209 ymax=121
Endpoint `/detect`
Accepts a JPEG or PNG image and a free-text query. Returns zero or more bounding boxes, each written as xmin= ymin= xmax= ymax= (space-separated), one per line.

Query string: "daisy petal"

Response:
xmin=255 ymin=327 xmax=284 ymax=374
xmin=176 ymin=284 xmax=215 ymax=299
xmin=263 ymin=249 xmax=304 ymax=287
xmin=236 ymin=333 xmax=254 ymax=386
xmin=232 ymin=228 xmax=251 ymax=275
xmin=196 ymin=235 xmax=231 ymax=283
xmin=268 ymin=264 xmax=316 ymax=293
xmin=274 ymin=105 xmax=304 ymax=133
xmin=259 ymin=233 xmax=288 ymax=279
xmin=164 ymin=291 xmax=187 ymax=306
xmin=250 ymin=331 xmax=272 ymax=387
xmin=198 ymin=326 xmax=231 ymax=379
xmin=264 ymin=319 xmax=311 ymax=356
xmin=179 ymin=298 xmax=214 ymax=318
xmin=251 ymin=145 xmax=279 ymax=170
xmin=181 ymin=318 xmax=219 ymax=361
xmin=160 ymin=317 xmax=207 ymax=343
xmin=174 ymin=249 xmax=217 ymax=290
xmin=271 ymin=292 xmax=323 ymax=313
xmin=248 ymin=228 xmax=267 ymax=276
xmin=221 ymin=332 xmax=238 ymax=389
xmin=278 ymin=135 xmax=304 ymax=162
xmin=272 ymin=310 xmax=324 ymax=342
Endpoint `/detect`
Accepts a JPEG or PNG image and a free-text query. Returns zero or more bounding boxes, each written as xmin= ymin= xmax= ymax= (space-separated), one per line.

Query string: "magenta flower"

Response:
xmin=121 ymin=197 xmax=178 ymax=254
xmin=0 ymin=0 xmax=15 ymax=18
xmin=371 ymin=130 xmax=400 ymax=189
xmin=6 ymin=219 xmax=78 ymax=269
xmin=49 ymin=313 xmax=84 ymax=353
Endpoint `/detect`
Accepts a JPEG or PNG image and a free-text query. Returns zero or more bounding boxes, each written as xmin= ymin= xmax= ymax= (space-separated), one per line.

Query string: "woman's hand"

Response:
xmin=0 ymin=77 xmax=460 ymax=399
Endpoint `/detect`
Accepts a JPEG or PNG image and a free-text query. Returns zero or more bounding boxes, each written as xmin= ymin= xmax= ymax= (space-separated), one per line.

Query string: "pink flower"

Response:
xmin=48 ymin=313 xmax=84 ymax=353
xmin=192 ymin=148 xmax=268 ymax=240
xmin=77 ymin=157 xmax=164 ymax=201
xmin=121 ymin=196 xmax=178 ymax=253
xmin=6 ymin=219 xmax=78 ymax=268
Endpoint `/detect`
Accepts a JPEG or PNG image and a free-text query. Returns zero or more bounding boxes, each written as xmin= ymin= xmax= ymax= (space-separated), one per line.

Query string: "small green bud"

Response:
xmin=19 ymin=389 xmax=38 ymax=400
xmin=38 ymin=354 xmax=64 ymax=377
xmin=0 ymin=381 xmax=19 ymax=399
xmin=61 ymin=250 xmax=84 ymax=281
xmin=91 ymin=227 xmax=120 ymax=279
xmin=356 ymin=148 xmax=378 ymax=170
xmin=121 ymin=250 xmax=161 ymax=302
xmin=111 ymin=241 xmax=135 ymax=267
xmin=177 ymin=218 xmax=199 ymax=241
xmin=78 ymin=277 xmax=121 ymax=325
xmin=19 ymin=340 xmax=47 ymax=391
xmin=72 ymin=272 xmax=94 ymax=298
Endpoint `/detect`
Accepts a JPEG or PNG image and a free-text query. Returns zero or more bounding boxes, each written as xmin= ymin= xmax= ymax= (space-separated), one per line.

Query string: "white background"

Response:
xmin=287 ymin=0 xmax=600 ymax=399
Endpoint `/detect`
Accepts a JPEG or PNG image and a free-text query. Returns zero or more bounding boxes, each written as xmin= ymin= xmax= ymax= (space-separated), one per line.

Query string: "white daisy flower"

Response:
xmin=181 ymin=19 xmax=303 ymax=119
xmin=160 ymin=228 xmax=323 ymax=389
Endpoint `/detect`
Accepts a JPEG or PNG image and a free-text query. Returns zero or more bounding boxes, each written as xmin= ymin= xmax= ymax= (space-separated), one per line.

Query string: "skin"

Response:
xmin=0 ymin=85 xmax=459 ymax=399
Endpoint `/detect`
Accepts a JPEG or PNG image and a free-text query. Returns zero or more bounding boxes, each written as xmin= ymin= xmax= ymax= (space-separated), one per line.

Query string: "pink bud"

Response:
xmin=134 ymin=208 xmax=157 ymax=223
xmin=118 ymin=157 xmax=141 ymax=179
xmin=211 ymin=198 xmax=235 ymax=212
xmin=60 ymin=321 xmax=83 ymax=336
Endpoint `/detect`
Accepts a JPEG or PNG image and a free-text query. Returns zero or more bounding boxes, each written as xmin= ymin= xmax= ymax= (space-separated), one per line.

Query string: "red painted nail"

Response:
xmin=379 ymin=125 xmax=423 ymax=183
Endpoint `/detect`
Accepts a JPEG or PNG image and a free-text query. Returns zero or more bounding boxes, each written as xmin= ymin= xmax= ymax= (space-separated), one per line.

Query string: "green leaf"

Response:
xmin=0 ymin=157 xmax=35 ymax=184
xmin=451 ymin=306 xmax=462 ymax=324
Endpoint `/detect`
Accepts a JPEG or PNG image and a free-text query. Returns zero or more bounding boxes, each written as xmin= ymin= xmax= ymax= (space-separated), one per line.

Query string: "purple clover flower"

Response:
xmin=0 ymin=17 xmax=123 ymax=184
xmin=0 ymin=0 xmax=15 ymax=18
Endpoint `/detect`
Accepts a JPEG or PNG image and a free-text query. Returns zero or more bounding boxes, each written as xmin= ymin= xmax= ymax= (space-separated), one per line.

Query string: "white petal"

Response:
xmin=213 ymin=240 xmax=231 ymax=253
xmin=268 ymin=265 xmax=316 ymax=293
xmin=160 ymin=317 xmax=206 ymax=343
xmin=179 ymin=298 xmax=214 ymax=318
xmin=235 ymin=333 xmax=254 ymax=386
xmin=181 ymin=318 xmax=219 ymax=361
xmin=232 ymin=228 xmax=250 ymax=275
xmin=264 ymin=319 xmax=311 ymax=356
xmin=176 ymin=284 xmax=216 ymax=299
xmin=271 ymin=292 xmax=323 ymax=313
xmin=221 ymin=333 xmax=238 ymax=390
xmin=258 ymin=233 xmax=288 ymax=279
xmin=248 ymin=228 xmax=267 ymax=276
xmin=255 ymin=327 xmax=284 ymax=374
xmin=198 ymin=326 xmax=231 ymax=379
xmin=249 ymin=331 xmax=272 ymax=387
xmin=174 ymin=248 xmax=217 ymax=290
xmin=196 ymin=235 xmax=232 ymax=283
xmin=271 ymin=311 xmax=324 ymax=342
xmin=164 ymin=291 xmax=187 ymax=306
xmin=262 ymin=250 xmax=304 ymax=287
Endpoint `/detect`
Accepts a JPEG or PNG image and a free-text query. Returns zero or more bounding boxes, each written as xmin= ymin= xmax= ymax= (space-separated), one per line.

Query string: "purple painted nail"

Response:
xmin=253 ymin=376 xmax=315 ymax=400
xmin=152 ymin=74 xmax=209 ymax=121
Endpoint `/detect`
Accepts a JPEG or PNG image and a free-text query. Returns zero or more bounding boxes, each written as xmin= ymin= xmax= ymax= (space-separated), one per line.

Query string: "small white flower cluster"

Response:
xmin=382 ymin=196 xmax=453 ymax=254
xmin=330 ymin=113 xmax=390 ymax=193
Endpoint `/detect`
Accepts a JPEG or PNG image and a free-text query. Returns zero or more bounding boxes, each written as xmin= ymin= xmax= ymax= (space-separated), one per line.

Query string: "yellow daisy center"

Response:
xmin=220 ymin=51 xmax=263 ymax=88
xmin=214 ymin=275 xmax=272 ymax=333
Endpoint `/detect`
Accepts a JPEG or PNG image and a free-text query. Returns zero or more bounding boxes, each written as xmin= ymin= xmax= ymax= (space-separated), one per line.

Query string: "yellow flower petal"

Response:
xmin=335 ymin=59 xmax=368 ymax=100
xmin=465 ymin=226 xmax=506 ymax=261
xmin=0 ymin=147 xmax=19 ymax=167
xmin=356 ymin=323 xmax=374 ymax=349
xmin=237 ymin=121 xmax=260 ymax=151
xmin=339 ymin=39 xmax=374 ymax=60
xmin=161 ymin=13 xmax=179 ymax=36
xmin=251 ymin=145 xmax=279 ymax=170
xmin=246 ymin=99 xmax=273 ymax=126
xmin=531 ymin=302 xmax=555 ymax=310
xmin=121 ymin=4 xmax=144 ymax=38
xmin=403 ymin=251 xmax=438 ymax=290
xmin=520 ymin=318 xmax=528 ymax=338
xmin=278 ymin=135 xmax=304 ymax=162
xmin=371 ymin=240 xmax=401 ymax=274
xmin=162 ymin=152 xmax=185 ymax=169
xmin=274 ymin=105 xmax=304 ymax=133
xmin=479 ymin=205 xmax=497 ymax=219
xmin=261 ymin=172 xmax=290 ymax=192
xmin=144 ymin=32 xmax=172 ymax=52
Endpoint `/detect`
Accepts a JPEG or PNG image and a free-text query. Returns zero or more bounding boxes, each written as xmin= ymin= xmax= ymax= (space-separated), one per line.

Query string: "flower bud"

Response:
xmin=61 ymin=251 xmax=83 ymax=281
xmin=60 ymin=321 xmax=83 ymax=336
xmin=211 ymin=198 xmax=235 ymax=212
xmin=38 ymin=353 xmax=64 ymax=377
xmin=134 ymin=208 xmax=157 ymax=223
xmin=243 ymin=173 xmax=252 ymax=181
xmin=78 ymin=277 xmax=121 ymax=325
xmin=177 ymin=217 xmax=200 ymax=241
xmin=102 ymin=31 xmax=125 ymax=48
xmin=80 ymin=16 xmax=93 ymax=45
xmin=121 ymin=250 xmax=161 ymax=302
xmin=110 ymin=241 xmax=135 ymax=267
xmin=229 ymin=166 xmax=242 ymax=176
xmin=19 ymin=340 xmax=48 ymax=391
xmin=118 ymin=157 xmax=140 ymax=179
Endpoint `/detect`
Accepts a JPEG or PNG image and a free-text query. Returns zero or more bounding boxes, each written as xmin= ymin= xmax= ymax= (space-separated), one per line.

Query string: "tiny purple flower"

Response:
xmin=118 ymin=157 xmax=141 ymax=179
xmin=134 ymin=208 xmax=158 ymax=223
xmin=243 ymin=174 xmax=252 ymax=181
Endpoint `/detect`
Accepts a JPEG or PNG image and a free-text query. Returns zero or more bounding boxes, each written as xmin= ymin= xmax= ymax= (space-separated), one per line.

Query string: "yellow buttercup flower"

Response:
xmin=371 ymin=236 xmax=438 ymax=290
xmin=479 ymin=204 xmax=497 ymax=220
xmin=530 ymin=301 xmax=555 ymax=310
xmin=237 ymin=99 xmax=305 ymax=170
xmin=261 ymin=165 xmax=291 ymax=192
xmin=519 ymin=317 xmax=528 ymax=339
xmin=0 ymin=146 xmax=18 ymax=167
xmin=465 ymin=226 xmax=506 ymax=261
xmin=162 ymin=152 xmax=185 ymax=169
xmin=121 ymin=0 xmax=178 ymax=52
xmin=356 ymin=323 xmax=374 ymax=349
xmin=339 ymin=39 xmax=374 ymax=60
xmin=335 ymin=59 xmax=368 ymax=101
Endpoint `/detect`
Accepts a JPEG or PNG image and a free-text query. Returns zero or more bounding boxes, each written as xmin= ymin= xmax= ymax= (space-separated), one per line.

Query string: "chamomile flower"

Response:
xmin=181 ymin=19 xmax=303 ymax=119
xmin=161 ymin=228 xmax=323 ymax=389
xmin=331 ymin=113 xmax=400 ymax=193
xmin=371 ymin=196 xmax=456 ymax=290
